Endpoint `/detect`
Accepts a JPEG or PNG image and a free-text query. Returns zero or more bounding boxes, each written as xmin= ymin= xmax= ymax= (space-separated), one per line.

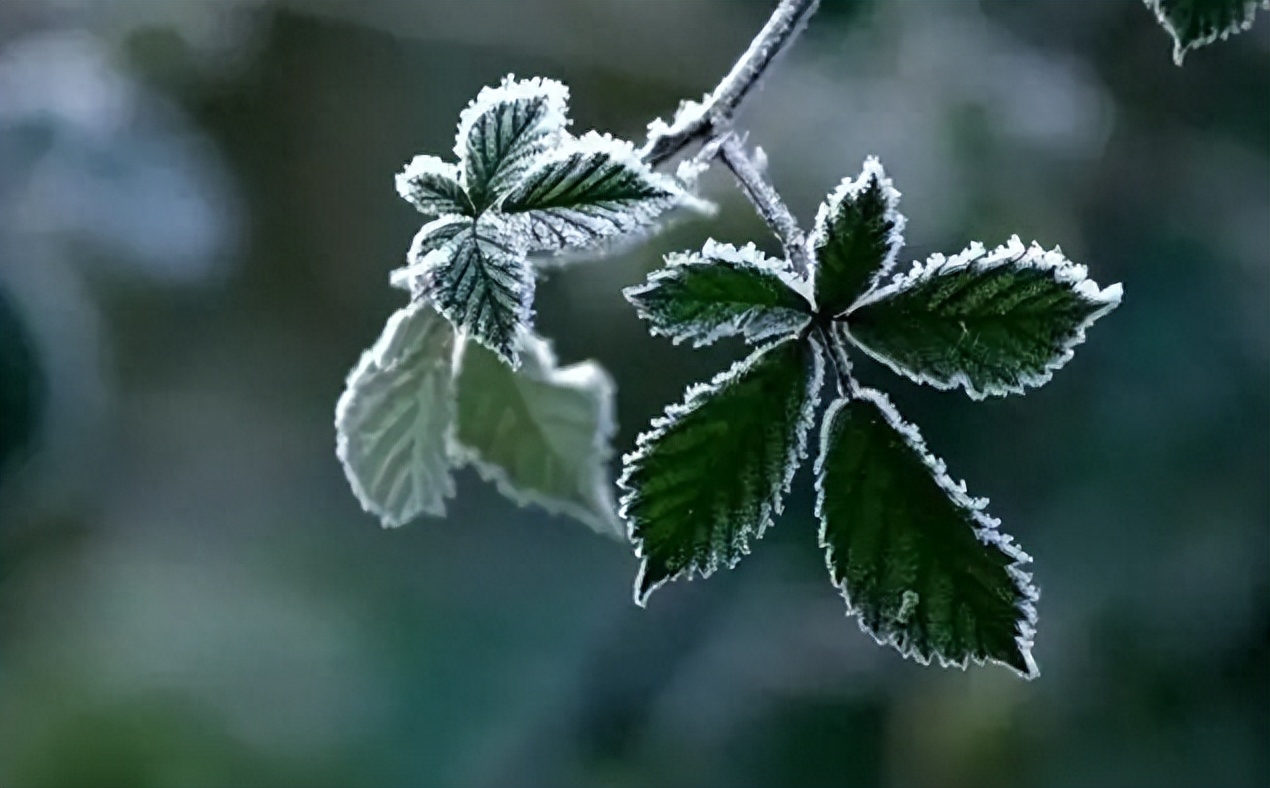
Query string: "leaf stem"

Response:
xmin=639 ymin=0 xmax=820 ymax=167
xmin=718 ymin=134 xmax=812 ymax=278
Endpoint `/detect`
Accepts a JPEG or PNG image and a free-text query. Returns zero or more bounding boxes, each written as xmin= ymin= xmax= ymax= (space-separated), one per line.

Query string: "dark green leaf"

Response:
xmin=1145 ymin=0 xmax=1268 ymax=64
xmin=809 ymin=157 xmax=905 ymax=318
xmin=453 ymin=334 xmax=621 ymax=537
xmin=499 ymin=132 xmax=684 ymax=254
xmin=419 ymin=216 xmax=533 ymax=368
xmin=844 ymin=237 xmax=1122 ymax=399
xmin=815 ymin=387 xmax=1038 ymax=678
xmin=396 ymin=155 xmax=473 ymax=217
xmin=0 ymin=284 xmax=43 ymax=483
xmin=458 ymin=75 xmax=569 ymax=211
xmin=390 ymin=215 xmax=470 ymax=296
xmin=624 ymin=240 xmax=813 ymax=348
xmin=620 ymin=338 xmax=824 ymax=604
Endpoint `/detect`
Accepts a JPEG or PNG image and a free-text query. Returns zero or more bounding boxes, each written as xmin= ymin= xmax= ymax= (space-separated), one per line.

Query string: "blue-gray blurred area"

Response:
xmin=0 ymin=1 xmax=1266 ymax=785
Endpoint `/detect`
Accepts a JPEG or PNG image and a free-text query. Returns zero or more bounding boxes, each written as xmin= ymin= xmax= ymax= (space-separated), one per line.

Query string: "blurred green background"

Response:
xmin=0 ymin=1 xmax=1266 ymax=786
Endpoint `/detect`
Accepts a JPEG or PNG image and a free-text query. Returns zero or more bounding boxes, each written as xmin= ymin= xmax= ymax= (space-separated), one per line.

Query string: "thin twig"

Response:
xmin=718 ymin=134 xmax=812 ymax=278
xmin=640 ymin=0 xmax=820 ymax=167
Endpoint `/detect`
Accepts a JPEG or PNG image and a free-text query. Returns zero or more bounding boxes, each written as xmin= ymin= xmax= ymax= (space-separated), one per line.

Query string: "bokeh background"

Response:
xmin=1 ymin=1 xmax=1267 ymax=786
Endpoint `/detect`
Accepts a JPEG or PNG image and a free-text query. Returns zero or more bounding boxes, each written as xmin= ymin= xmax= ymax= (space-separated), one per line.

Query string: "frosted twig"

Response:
xmin=718 ymin=134 xmax=812 ymax=278
xmin=640 ymin=0 xmax=820 ymax=167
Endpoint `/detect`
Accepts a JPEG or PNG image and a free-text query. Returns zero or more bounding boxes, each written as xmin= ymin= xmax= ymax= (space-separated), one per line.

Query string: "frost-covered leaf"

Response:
xmin=621 ymin=338 xmax=824 ymax=605
xmin=810 ymin=157 xmax=906 ymax=318
xmin=844 ymin=236 xmax=1122 ymax=398
xmin=453 ymin=334 xmax=622 ymax=537
xmin=1145 ymin=0 xmax=1268 ymax=64
xmin=457 ymin=75 xmax=570 ymax=211
xmin=419 ymin=216 xmax=533 ymax=368
xmin=624 ymin=240 xmax=813 ymax=348
xmin=499 ymin=133 xmax=684 ymax=254
xmin=389 ymin=214 xmax=471 ymax=295
xmin=396 ymin=155 xmax=473 ymax=217
xmin=336 ymin=302 xmax=457 ymax=527
xmin=815 ymin=387 xmax=1038 ymax=678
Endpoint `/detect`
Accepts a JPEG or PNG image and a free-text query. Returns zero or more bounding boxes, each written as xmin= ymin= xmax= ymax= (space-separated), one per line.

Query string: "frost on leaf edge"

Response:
xmin=813 ymin=385 xmax=1040 ymax=680
xmin=619 ymin=334 xmax=826 ymax=606
xmin=395 ymin=155 xmax=471 ymax=217
xmin=808 ymin=155 xmax=907 ymax=311
xmin=1144 ymin=0 xmax=1269 ymax=64
xmin=334 ymin=301 xmax=459 ymax=528
xmin=448 ymin=333 xmax=623 ymax=538
xmin=844 ymin=235 xmax=1123 ymax=399
xmin=389 ymin=214 xmax=472 ymax=294
xmin=624 ymin=238 xmax=814 ymax=348
xmin=453 ymin=73 xmax=571 ymax=170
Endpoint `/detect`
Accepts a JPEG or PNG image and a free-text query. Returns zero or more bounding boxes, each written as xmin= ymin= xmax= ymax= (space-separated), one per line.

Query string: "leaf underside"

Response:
xmin=815 ymin=387 xmax=1038 ymax=678
xmin=336 ymin=303 xmax=457 ymax=527
xmin=453 ymin=335 xmax=622 ymax=536
xmin=845 ymin=238 xmax=1122 ymax=398
xmin=810 ymin=157 xmax=905 ymax=317
xmin=421 ymin=217 xmax=533 ymax=367
xmin=624 ymin=240 xmax=813 ymax=348
xmin=499 ymin=134 xmax=681 ymax=253
xmin=1145 ymin=0 xmax=1268 ymax=63
xmin=621 ymin=337 xmax=824 ymax=605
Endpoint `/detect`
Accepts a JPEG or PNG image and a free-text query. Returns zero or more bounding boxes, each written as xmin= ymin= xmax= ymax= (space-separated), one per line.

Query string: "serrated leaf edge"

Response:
xmin=844 ymin=235 xmax=1123 ymax=399
xmin=395 ymin=154 xmax=471 ymax=217
xmin=813 ymin=385 xmax=1040 ymax=679
xmin=453 ymin=73 xmax=571 ymax=168
xmin=1144 ymin=0 xmax=1269 ymax=64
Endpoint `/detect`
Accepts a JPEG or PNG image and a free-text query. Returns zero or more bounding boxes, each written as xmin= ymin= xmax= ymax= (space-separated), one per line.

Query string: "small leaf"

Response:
xmin=396 ymin=155 xmax=473 ymax=217
xmin=815 ymin=387 xmax=1038 ymax=679
xmin=452 ymin=334 xmax=622 ymax=537
xmin=621 ymin=337 xmax=824 ymax=605
xmin=420 ymin=216 xmax=534 ymax=368
xmin=1145 ymin=0 xmax=1268 ymax=64
xmin=389 ymin=215 xmax=470 ymax=295
xmin=499 ymin=132 xmax=685 ymax=254
xmin=624 ymin=240 xmax=813 ymax=347
xmin=810 ymin=156 xmax=906 ymax=318
xmin=844 ymin=236 xmax=1122 ymax=399
xmin=336 ymin=302 xmax=457 ymax=527
xmin=457 ymin=75 xmax=570 ymax=212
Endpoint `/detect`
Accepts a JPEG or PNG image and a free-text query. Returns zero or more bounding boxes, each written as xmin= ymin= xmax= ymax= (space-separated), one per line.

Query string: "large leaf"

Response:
xmin=624 ymin=240 xmax=814 ymax=348
xmin=809 ymin=156 xmax=905 ymax=317
xmin=844 ymin=236 xmax=1122 ymax=399
xmin=396 ymin=155 xmax=473 ymax=217
xmin=457 ymin=75 xmax=570 ymax=212
xmin=420 ymin=216 xmax=533 ymax=368
xmin=499 ymin=133 xmax=684 ymax=254
xmin=389 ymin=214 xmax=470 ymax=296
xmin=336 ymin=302 xmax=457 ymax=527
xmin=1145 ymin=0 xmax=1268 ymax=63
xmin=452 ymin=334 xmax=621 ymax=537
xmin=620 ymin=338 xmax=824 ymax=605
xmin=815 ymin=387 xmax=1038 ymax=678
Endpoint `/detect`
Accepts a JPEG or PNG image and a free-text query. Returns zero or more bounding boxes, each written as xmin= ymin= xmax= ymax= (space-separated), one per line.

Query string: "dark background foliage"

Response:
xmin=0 ymin=2 xmax=1266 ymax=786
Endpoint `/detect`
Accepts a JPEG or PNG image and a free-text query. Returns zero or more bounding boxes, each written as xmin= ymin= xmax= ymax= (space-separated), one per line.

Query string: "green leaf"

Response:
xmin=620 ymin=338 xmax=824 ymax=605
xmin=499 ymin=132 xmax=684 ymax=254
xmin=810 ymin=156 xmax=905 ymax=318
xmin=624 ymin=240 xmax=813 ymax=348
xmin=336 ymin=302 xmax=457 ymax=527
xmin=0 ymin=284 xmax=44 ymax=482
xmin=453 ymin=334 xmax=622 ymax=537
xmin=457 ymin=75 xmax=570 ymax=212
xmin=396 ymin=155 xmax=473 ymax=217
xmin=1144 ymin=0 xmax=1268 ymax=64
xmin=419 ymin=216 xmax=534 ymax=368
xmin=844 ymin=237 xmax=1122 ymax=399
xmin=815 ymin=387 xmax=1038 ymax=679
xmin=390 ymin=215 xmax=470 ymax=295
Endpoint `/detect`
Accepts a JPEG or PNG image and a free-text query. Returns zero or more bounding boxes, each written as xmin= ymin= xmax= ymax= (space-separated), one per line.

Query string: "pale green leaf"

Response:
xmin=336 ymin=302 xmax=457 ymax=527
xmin=1145 ymin=0 xmax=1268 ymax=63
xmin=620 ymin=337 xmax=825 ymax=605
xmin=845 ymin=236 xmax=1122 ymax=399
xmin=452 ymin=334 xmax=622 ymax=537
xmin=815 ymin=386 xmax=1038 ymax=678
xmin=624 ymin=239 xmax=813 ymax=347
xmin=809 ymin=156 xmax=905 ymax=318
